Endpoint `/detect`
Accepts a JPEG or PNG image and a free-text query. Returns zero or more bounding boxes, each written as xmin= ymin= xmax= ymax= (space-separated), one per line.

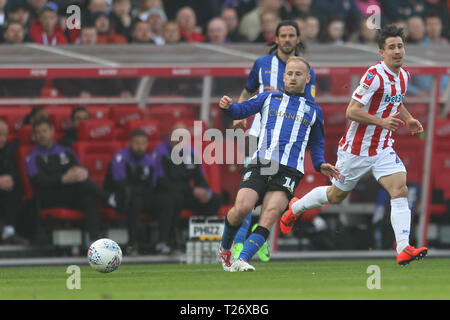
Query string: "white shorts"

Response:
xmin=331 ymin=147 xmax=406 ymax=192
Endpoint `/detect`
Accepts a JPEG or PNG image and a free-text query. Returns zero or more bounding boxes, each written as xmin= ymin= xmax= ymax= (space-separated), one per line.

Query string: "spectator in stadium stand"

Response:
xmin=93 ymin=11 xmax=127 ymax=44
xmin=380 ymin=0 xmax=426 ymax=24
xmin=164 ymin=0 xmax=222 ymax=33
xmin=302 ymin=15 xmax=320 ymax=43
xmin=79 ymin=25 xmax=98 ymax=45
xmin=24 ymin=0 xmax=47 ymax=22
xmin=406 ymin=15 xmax=425 ymax=43
xmin=60 ymin=106 xmax=90 ymax=148
xmin=28 ymin=2 xmax=68 ymax=45
xmin=0 ymin=0 xmax=6 ymax=30
xmin=312 ymin=0 xmax=362 ymax=37
xmin=206 ymin=17 xmax=229 ymax=44
xmin=162 ymin=20 xmax=183 ymax=44
xmin=407 ymin=12 xmax=449 ymax=96
xmin=110 ymin=0 xmax=133 ymax=40
xmin=146 ymin=7 xmax=167 ymax=45
xmin=292 ymin=16 xmax=306 ymax=34
xmin=239 ymin=0 xmax=283 ymax=42
xmin=0 ymin=120 xmax=29 ymax=245
xmin=26 ymin=118 xmax=115 ymax=244
xmin=152 ymin=122 xmax=222 ymax=218
xmin=23 ymin=106 xmax=49 ymax=126
xmin=129 ymin=19 xmax=155 ymax=44
xmin=253 ymin=10 xmax=279 ymax=43
xmin=175 ymin=6 xmax=205 ymax=43
xmin=220 ymin=7 xmax=249 ymax=43
xmin=393 ymin=18 xmax=409 ymax=39
xmin=2 ymin=20 xmax=29 ymax=44
xmin=86 ymin=0 xmax=109 ymax=22
xmin=350 ymin=17 xmax=378 ymax=44
xmin=104 ymin=129 xmax=181 ymax=255
xmin=286 ymin=0 xmax=318 ymax=19
xmin=423 ymin=11 xmax=449 ymax=44
xmin=320 ymin=17 xmax=346 ymax=44
xmin=6 ymin=3 xmax=31 ymax=32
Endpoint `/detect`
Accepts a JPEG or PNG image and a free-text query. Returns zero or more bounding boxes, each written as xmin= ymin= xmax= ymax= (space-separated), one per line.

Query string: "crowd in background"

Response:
xmin=0 ymin=0 xmax=448 ymax=46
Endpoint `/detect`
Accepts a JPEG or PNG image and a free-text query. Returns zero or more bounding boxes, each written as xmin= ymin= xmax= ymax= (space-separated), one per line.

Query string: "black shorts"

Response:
xmin=238 ymin=161 xmax=304 ymax=205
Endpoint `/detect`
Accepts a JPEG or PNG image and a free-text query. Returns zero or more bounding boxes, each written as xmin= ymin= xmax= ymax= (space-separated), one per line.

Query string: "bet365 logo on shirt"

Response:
xmin=383 ymin=93 xmax=405 ymax=103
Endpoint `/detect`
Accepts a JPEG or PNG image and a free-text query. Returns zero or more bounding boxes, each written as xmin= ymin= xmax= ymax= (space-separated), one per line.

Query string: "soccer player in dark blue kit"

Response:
xmin=218 ymin=57 xmax=340 ymax=271
xmin=232 ymin=20 xmax=317 ymax=261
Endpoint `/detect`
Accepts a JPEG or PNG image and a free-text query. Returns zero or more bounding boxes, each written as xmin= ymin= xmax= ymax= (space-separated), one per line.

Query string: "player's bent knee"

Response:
xmin=391 ymin=185 xmax=408 ymax=199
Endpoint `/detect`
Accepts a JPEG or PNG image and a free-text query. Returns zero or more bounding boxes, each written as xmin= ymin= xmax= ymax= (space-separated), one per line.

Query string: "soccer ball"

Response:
xmin=88 ymin=238 xmax=122 ymax=273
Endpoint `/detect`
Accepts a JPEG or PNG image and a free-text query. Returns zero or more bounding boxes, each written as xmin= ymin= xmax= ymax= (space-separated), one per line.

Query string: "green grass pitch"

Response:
xmin=1 ymin=258 xmax=449 ymax=300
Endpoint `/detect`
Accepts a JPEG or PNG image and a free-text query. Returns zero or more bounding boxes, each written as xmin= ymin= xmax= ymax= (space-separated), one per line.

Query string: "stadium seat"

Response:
xmin=124 ymin=119 xmax=161 ymax=141
xmin=148 ymin=104 xmax=197 ymax=137
xmin=77 ymin=119 xmax=115 ymax=142
xmin=86 ymin=105 xmax=111 ymax=120
xmin=0 ymin=106 xmax=31 ymax=141
xmin=109 ymin=105 xmax=145 ymax=127
xmin=16 ymin=125 xmax=36 ymax=146
xmin=395 ymin=139 xmax=425 ymax=184
xmin=45 ymin=105 xmax=73 ymax=134
xmin=16 ymin=145 xmax=86 ymax=231
xmin=72 ymin=141 xmax=122 ymax=186
xmin=433 ymin=151 xmax=450 ymax=200
xmin=435 ymin=119 xmax=450 ymax=152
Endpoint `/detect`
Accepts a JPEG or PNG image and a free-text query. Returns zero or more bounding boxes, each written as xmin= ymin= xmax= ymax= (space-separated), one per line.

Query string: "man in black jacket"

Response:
xmin=25 ymin=118 xmax=111 ymax=242
xmin=0 ymin=120 xmax=28 ymax=244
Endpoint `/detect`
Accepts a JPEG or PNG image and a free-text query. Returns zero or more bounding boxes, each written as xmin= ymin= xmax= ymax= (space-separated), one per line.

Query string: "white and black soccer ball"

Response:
xmin=88 ymin=238 xmax=122 ymax=273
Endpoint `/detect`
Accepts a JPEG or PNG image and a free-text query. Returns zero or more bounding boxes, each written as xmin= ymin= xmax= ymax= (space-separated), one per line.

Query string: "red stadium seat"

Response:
xmin=148 ymin=104 xmax=197 ymax=137
xmin=17 ymin=125 xmax=35 ymax=146
xmin=0 ymin=106 xmax=31 ymax=141
xmin=435 ymin=119 xmax=450 ymax=152
xmin=16 ymin=145 xmax=85 ymax=221
xmin=72 ymin=141 xmax=122 ymax=186
xmin=45 ymin=106 xmax=72 ymax=133
xmin=433 ymin=151 xmax=450 ymax=200
xmin=109 ymin=105 xmax=145 ymax=127
xmin=124 ymin=119 xmax=161 ymax=141
xmin=86 ymin=105 xmax=111 ymax=120
xmin=395 ymin=139 xmax=425 ymax=184
xmin=77 ymin=119 xmax=115 ymax=141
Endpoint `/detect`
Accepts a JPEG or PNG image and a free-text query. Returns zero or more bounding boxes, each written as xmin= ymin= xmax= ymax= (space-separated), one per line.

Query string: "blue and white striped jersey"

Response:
xmin=223 ymin=91 xmax=325 ymax=174
xmin=245 ymin=54 xmax=317 ymax=137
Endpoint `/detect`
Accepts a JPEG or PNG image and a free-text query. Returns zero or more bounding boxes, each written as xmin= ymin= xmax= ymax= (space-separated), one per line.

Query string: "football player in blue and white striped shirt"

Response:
xmin=218 ymin=57 xmax=340 ymax=272
xmin=232 ymin=20 xmax=317 ymax=262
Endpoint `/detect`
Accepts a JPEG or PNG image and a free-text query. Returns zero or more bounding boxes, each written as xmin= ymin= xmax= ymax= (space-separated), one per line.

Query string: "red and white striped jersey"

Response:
xmin=339 ymin=61 xmax=410 ymax=156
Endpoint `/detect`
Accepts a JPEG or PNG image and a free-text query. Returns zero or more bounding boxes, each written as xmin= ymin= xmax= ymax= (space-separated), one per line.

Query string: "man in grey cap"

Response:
xmin=142 ymin=7 xmax=167 ymax=45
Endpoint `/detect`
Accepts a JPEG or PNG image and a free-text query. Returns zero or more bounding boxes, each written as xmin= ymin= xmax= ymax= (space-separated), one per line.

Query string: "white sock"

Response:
xmin=390 ymin=197 xmax=411 ymax=254
xmin=292 ymin=186 xmax=330 ymax=215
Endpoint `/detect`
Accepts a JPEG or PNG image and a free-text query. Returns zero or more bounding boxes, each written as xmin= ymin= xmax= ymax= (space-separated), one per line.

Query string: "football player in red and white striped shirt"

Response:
xmin=280 ymin=24 xmax=427 ymax=266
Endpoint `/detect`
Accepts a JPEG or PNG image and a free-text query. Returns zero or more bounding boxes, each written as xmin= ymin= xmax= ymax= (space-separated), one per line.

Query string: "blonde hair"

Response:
xmin=286 ymin=56 xmax=310 ymax=72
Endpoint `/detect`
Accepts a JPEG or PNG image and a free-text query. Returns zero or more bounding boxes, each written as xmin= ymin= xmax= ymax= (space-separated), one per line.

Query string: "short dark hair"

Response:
xmin=130 ymin=129 xmax=148 ymax=140
xmin=32 ymin=117 xmax=52 ymax=130
xmin=377 ymin=24 xmax=405 ymax=49
xmin=71 ymin=105 xmax=88 ymax=120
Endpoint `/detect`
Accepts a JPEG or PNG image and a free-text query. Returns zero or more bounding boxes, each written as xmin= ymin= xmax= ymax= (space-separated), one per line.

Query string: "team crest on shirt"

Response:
xmin=59 ymin=152 xmax=69 ymax=165
xmin=366 ymin=72 xmax=375 ymax=81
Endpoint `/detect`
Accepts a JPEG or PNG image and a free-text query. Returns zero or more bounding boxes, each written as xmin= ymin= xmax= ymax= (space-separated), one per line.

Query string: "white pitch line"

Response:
xmin=193 ymin=43 xmax=260 ymax=61
xmin=342 ymin=43 xmax=437 ymax=66
xmin=25 ymin=43 xmax=120 ymax=67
